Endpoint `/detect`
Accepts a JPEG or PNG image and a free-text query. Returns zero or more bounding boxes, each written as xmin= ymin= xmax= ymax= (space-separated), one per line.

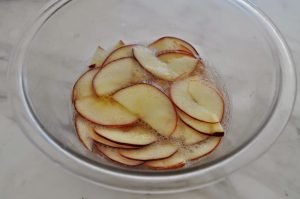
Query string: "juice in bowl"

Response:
xmin=72 ymin=36 xmax=228 ymax=170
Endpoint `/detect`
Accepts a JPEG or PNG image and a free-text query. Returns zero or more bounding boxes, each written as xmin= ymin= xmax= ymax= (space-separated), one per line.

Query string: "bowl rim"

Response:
xmin=8 ymin=0 xmax=297 ymax=194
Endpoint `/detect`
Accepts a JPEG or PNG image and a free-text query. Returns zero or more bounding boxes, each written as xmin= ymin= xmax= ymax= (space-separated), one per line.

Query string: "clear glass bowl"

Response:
xmin=8 ymin=0 xmax=296 ymax=194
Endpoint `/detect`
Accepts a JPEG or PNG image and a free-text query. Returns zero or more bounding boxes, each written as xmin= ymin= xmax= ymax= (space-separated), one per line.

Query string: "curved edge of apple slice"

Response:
xmin=148 ymin=36 xmax=199 ymax=56
xmin=102 ymin=44 xmax=139 ymax=66
xmin=188 ymin=79 xmax=225 ymax=122
xmin=95 ymin=144 xmax=144 ymax=166
xmin=74 ymin=115 xmax=95 ymax=151
xmin=119 ymin=141 xmax=179 ymax=161
xmin=112 ymin=83 xmax=178 ymax=137
xmin=144 ymin=151 xmax=185 ymax=170
xmin=91 ymin=131 xmax=140 ymax=149
xmin=92 ymin=57 xmax=146 ymax=96
xmin=170 ymin=78 xmax=220 ymax=123
xmin=171 ymin=119 xmax=208 ymax=145
xmin=185 ymin=137 xmax=222 ymax=161
xmin=177 ymin=110 xmax=224 ymax=137
xmin=74 ymin=96 xmax=139 ymax=126
xmin=72 ymin=68 xmax=99 ymax=102
xmin=144 ymin=137 xmax=221 ymax=169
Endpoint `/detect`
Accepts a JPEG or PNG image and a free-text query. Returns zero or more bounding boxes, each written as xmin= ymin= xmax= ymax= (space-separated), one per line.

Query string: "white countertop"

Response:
xmin=1 ymin=0 xmax=300 ymax=198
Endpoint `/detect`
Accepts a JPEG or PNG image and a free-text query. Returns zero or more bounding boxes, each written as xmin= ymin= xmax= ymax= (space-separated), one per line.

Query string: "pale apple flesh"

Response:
xmin=94 ymin=125 xmax=157 ymax=146
xmin=148 ymin=36 xmax=199 ymax=56
xmin=188 ymin=79 xmax=224 ymax=122
xmin=92 ymin=57 xmax=146 ymax=96
xmin=133 ymin=46 xmax=198 ymax=81
xmin=75 ymin=96 xmax=138 ymax=126
xmin=96 ymin=144 xmax=144 ymax=166
xmin=120 ymin=141 xmax=178 ymax=161
xmin=113 ymin=84 xmax=177 ymax=137
xmin=171 ymin=119 xmax=208 ymax=145
xmin=171 ymin=77 xmax=219 ymax=123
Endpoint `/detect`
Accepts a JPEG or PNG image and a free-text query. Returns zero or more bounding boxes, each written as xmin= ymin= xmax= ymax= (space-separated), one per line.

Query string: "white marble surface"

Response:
xmin=0 ymin=0 xmax=300 ymax=198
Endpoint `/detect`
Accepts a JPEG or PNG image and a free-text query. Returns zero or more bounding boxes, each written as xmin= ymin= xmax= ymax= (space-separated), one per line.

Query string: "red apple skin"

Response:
xmin=102 ymin=44 xmax=138 ymax=66
xmin=148 ymin=36 xmax=199 ymax=56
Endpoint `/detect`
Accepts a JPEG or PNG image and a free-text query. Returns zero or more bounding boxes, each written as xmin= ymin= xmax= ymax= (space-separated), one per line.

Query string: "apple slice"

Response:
xmin=185 ymin=137 xmax=221 ymax=161
xmin=133 ymin=46 xmax=198 ymax=81
xmin=149 ymin=36 xmax=199 ymax=56
xmin=144 ymin=150 xmax=185 ymax=170
xmin=94 ymin=125 xmax=157 ymax=146
xmin=170 ymin=77 xmax=219 ymax=123
xmin=96 ymin=144 xmax=144 ymax=166
xmin=75 ymin=96 xmax=138 ymax=126
xmin=120 ymin=141 xmax=178 ymax=161
xmin=157 ymin=50 xmax=194 ymax=61
xmin=188 ymin=79 xmax=224 ymax=121
xmin=171 ymin=119 xmax=208 ymax=145
xmin=144 ymin=137 xmax=221 ymax=169
xmin=89 ymin=46 xmax=105 ymax=68
xmin=72 ymin=68 xmax=99 ymax=101
xmin=90 ymin=40 xmax=125 ymax=67
xmin=93 ymin=57 xmax=146 ymax=96
xmin=113 ymin=84 xmax=177 ymax=137
xmin=102 ymin=44 xmax=138 ymax=65
xmin=91 ymin=132 xmax=138 ymax=149
xmin=74 ymin=115 xmax=95 ymax=151
xmin=178 ymin=110 xmax=224 ymax=136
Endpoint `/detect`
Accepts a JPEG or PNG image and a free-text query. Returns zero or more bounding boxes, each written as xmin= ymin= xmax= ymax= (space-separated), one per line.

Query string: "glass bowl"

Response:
xmin=8 ymin=0 xmax=296 ymax=194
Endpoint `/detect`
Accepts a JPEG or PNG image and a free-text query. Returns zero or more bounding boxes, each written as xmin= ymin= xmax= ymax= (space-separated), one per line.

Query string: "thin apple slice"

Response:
xmin=157 ymin=50 xmax=194 ymax=61
xmin=93 ymin=57 xmax=146 ymax=96
xmin=92 ymin=132 xmax=138 ymax=149
xmin=178 ymin=110 xmax=224 ymax=137
xmin=103 ymin=44 xmax=138 ymax=65
xmin=133 ymin=46 xmax=198 ymax=81
xmin=94 ymin=125 xmax=157 ymax=146
xmin=120 ymin=141 xmax=178 ymax=161
xmin=96 ymin=144 xmax=144 ymax=166
xmin=144 ymin=151 xmax=185 ymax=170
xmin=90 ymin=40 xmax=125 ymax=67
xmin=144 ymin=137 xmax=221 ymax=169
xmin=184 ymin=137 xmax=221 ymax=161
xmin=171 ymin=119 xmax=208 ymax=145
xmin=113 ymin=84 xmax=177 ymax=137
xmin=188 ymin=78 xmax=224 ymax=121
xmin=72 ymin=68 xmax=99 ymax=101
xmin=170 ymin=77 xmax=219 ymax=123
xmin=89 ymin=46 xmax=105 ymax=67
xmin=75 ymin=96 xmax=138 ymax=126
xmin=75 ymin=115 xmax=95 ymax=151
xmin=149 ymin=36 xmax=199 ymax=56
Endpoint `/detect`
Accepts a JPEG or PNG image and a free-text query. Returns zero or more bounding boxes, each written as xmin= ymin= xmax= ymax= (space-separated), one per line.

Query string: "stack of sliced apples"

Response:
xmin=72 ymin=36 xmax=225 ymax=169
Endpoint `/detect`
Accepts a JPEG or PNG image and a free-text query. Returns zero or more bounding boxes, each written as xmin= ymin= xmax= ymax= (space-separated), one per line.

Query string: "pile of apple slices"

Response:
xmin=72 ymin=36 xmax=225 ymax=170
